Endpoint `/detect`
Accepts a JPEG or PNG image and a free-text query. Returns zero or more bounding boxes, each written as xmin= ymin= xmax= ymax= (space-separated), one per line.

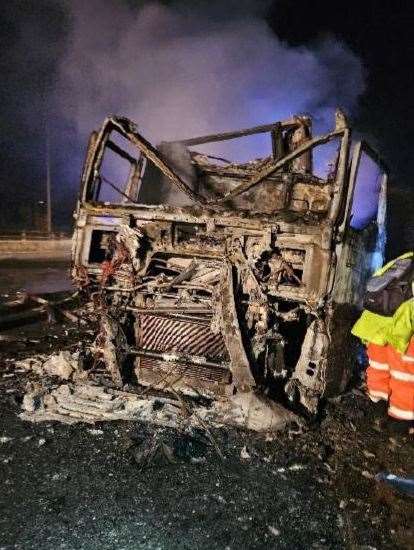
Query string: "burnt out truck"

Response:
xmin=71 ymin=110 xmax=387 ymax=414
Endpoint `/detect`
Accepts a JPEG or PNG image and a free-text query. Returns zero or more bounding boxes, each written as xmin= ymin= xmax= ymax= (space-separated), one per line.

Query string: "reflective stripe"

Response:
xmin=368 ymin=390 xmax=389 ymax=401
xmin=369 ymin=360 xmax=389 ymax=371
xmin=390 ymin=370 xmax=414 ymax=382
xmin=402 ymin=355 xmax=414 ymax=362
xmin=388 ymin=405 xmax=414 ymax=420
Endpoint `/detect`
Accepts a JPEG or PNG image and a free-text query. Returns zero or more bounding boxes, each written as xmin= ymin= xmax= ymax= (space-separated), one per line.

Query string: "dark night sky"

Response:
xmin=0 ymin=0 xmax=413 ymax=254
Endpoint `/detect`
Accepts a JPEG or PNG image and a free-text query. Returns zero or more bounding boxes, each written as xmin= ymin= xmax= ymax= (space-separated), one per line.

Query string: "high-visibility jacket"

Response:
xmin=388 ymin=297 xmax=414 ymax=354
xmin=351 ymin=252 xmax=414 ymax=353
xmin=366 ymin=338 xmax=414 ymax=420
xmin=387 ymin=339 xmax=414 ymax=420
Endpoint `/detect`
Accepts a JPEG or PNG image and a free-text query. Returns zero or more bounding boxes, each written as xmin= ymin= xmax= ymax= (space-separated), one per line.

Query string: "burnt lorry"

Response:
xmin=71 ymin=110 xmax=387 ymax=414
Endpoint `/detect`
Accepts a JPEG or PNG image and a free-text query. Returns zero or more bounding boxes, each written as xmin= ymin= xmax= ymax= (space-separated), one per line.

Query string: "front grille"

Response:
xmin=138 ymin=356 xmax=231 ymax=384
xmin=136 ymin=313 xmax=227 ymax=360
xmin=136 ymin=355 xmax=231 ymax=397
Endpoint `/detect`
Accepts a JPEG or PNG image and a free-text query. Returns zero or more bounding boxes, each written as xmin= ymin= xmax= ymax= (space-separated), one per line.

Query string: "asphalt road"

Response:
xmin=0 ymin=408 xmax=345 ymax=550
xmin=0 ymin=260 xmax=72 ymax=296
xmin=1 ymin=362 xmax=412 ymax=550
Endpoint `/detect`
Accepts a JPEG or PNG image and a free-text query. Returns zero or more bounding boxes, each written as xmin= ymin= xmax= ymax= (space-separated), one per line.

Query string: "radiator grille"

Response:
xmin=138 ymin=356 xmax=231 ymax=384
xmin=137 ymin=313 xmax=227 ymax=360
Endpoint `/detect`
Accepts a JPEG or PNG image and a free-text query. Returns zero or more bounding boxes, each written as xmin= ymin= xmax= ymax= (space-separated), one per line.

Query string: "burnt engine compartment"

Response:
xmin=79 ymin=216 xmax=333 ymax=413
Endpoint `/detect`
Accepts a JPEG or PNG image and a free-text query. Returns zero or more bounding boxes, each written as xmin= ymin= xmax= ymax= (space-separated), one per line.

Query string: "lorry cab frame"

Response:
xmin=72 ymin=111 xmax=387 ymax=413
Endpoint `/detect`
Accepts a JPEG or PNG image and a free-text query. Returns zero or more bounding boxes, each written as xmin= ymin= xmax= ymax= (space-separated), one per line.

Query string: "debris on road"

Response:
xmin=87 ymin=428 xmax=104 ymax=435
xmin=0 ymin=316 xmax=413 ymax=549
xmin=16 ymin=351 xmax=79 ymax=381
xmin=41 ymin=351 xmax=79 ymax=380
xmin=240 ymin=445 xmax=251 ymax=460
xmin=130 ymin=435 xmax=177 ymax=468
xmin=19 ymin=373 xmax=296 ymax=433
xmin=268 ymin=526 xmax=281 ymax=537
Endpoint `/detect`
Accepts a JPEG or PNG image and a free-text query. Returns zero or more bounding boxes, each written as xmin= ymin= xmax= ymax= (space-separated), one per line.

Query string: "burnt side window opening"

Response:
xmin=95 ymin=147 xmax=135 ymax=203
xmin=88 ymin=128 xmax=196 ymax=207
xmin=88 ymin=129 xmax=143 ymax=204
xmin=350 ymin=151 xmax=384 ymax=230
xmin=87 ymin=128 xmax=187 ymax=207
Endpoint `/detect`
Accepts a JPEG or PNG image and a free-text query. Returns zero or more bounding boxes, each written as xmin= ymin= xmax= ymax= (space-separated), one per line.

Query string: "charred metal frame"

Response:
xmin=72 ymin=111 xmax=388 ymax=414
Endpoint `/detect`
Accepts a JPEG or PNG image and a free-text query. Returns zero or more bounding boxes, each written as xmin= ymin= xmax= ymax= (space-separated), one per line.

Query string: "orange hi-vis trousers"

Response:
xmin=366 ymin=340 xmax=414 ymax=421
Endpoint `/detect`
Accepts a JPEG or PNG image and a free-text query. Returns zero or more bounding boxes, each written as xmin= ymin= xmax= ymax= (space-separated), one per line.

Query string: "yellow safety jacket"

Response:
xmin=351 ymin=252 xmax=414 ymax=353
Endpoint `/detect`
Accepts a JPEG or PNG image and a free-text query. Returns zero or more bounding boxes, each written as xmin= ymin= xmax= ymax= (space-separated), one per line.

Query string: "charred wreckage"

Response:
xmin=71 ymin=110 xmax=387 ymax=417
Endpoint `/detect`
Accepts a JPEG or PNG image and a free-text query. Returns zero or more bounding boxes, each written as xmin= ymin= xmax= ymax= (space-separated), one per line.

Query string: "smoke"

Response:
xmin=58 ymin=0 xmax=365 ymax=160
xmin=0 ymin=0 xmax=367 ymax=232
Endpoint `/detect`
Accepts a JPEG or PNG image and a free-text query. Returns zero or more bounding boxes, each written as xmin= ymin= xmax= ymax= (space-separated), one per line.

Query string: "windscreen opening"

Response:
xmin=85 ymin=121 xmax=345 ymax=215
xmin=97 ymin=147 xmax=135 ymax=203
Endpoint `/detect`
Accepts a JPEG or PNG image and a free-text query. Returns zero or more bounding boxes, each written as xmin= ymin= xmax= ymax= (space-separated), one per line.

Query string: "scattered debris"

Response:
xmin=388 ymin=437 xmax=402 ymax=448
xmin=19 ymin=376 xmax=296 ymax=433
xmin=22 ymin=383 xmax=45 ymax=413
xmin=268 ymin=526 xmax=281 ymax=537
xmin=0 ymin=292 xmax=81 ymax=331
xmin=15 ymin=351 xmax=79 ymax=381
xmin=130 ymin=435 xmax=177 ymax=468
xmin=127 ymin=427 xmax=211 ymax=469
xmin=240 ymin=445 xmax=251 ymax=460
xmin=288 ymin=463 xmax=306 ymax=471
xmin=87 ymin=428 xmax=104 ymax=436
xmin=0 ymin=335 xmax=29 ymax=343
xmin=190 ymin=456 xmax=206 ymax=465
xmin=275 ymin=463 xmax=307 ymax=473
xmin=15 ymin=355 xmax=47 ymax=376
xmin=0 ymin=436 xmax=13 ymax=444
xmin=42 ymin=351 xmax=79 ymax=380
xmin=362 ymin=449 xmax=376 ymax=459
